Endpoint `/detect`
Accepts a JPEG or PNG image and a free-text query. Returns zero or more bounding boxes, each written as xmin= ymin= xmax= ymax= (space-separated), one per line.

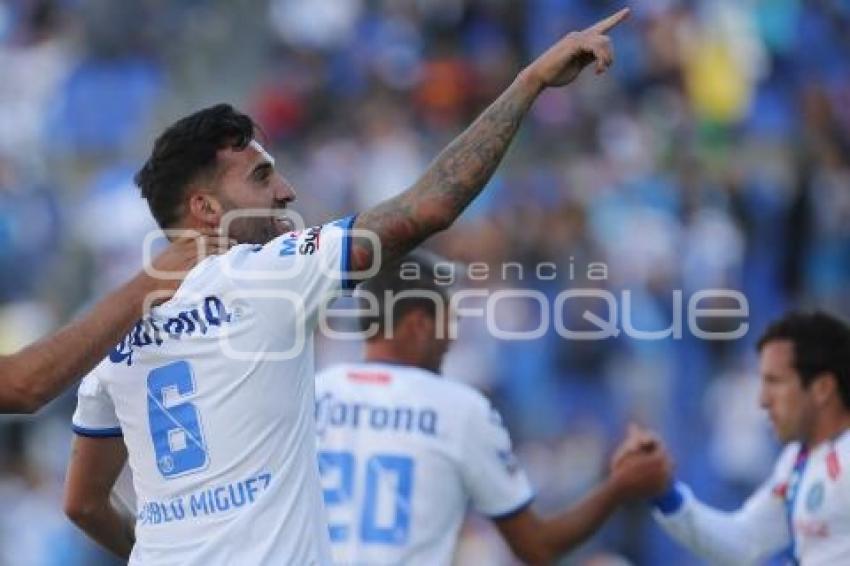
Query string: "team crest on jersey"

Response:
xmin=159 ymin=455 xmax=175 ymax=474
xmin=805 ymin=480 xmax=825 ymax=512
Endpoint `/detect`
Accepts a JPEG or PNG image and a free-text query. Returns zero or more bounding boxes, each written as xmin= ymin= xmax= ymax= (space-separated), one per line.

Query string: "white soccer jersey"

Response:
xmin=654 ymin=429 xmax=850 ymax=565
xmin=72 ymin=217 xmax=356 ymax=566
xmin=314 ymin=362 xmax=534 ymax=566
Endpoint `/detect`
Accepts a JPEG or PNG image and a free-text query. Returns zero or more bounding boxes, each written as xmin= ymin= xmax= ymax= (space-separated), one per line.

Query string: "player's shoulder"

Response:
xmin=164 ymin=248 xmax=238 ymax=298
xmin=432 ymin=374 xmax=492 ymax=411
xmin=316 ymin=362 xmax=490 ymax=408
xmin=163 ymin=237 xmax=293 ymax=301
xmin=194 ymin=242 xmax=265 ymax=277
xmin=180 ymin=237 xmax=289 ymax=282
xmin=78 ymin=358 xmax=112 ymax=395
xmin=835 ymin=428 xmax=850 ymax=457
xmin=779 ymin=442 xmax=802 ymax=464
xmin=773 ymin=441 xmax=803 ymax=476
xmin=403 ymin=367 xmax=495 ymax=419
xmin=314 ymin=362 xmax=387 ymax=396
xmin=177 ymin=217 xmax=355 ymax=290
xmin=315 ymin=363 xmax=352 ymax=385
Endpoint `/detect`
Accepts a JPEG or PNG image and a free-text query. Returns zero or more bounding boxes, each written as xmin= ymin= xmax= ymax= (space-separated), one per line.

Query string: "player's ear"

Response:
xmin=187 ymin=191 xmax=223 ymax=229
xmin=811 ymin=372 xmax=838 ymax=406
xmin=396 ymin=309 xmax=425 ymax=339
xmin=412 ymin=309 xmax=438 ymax=336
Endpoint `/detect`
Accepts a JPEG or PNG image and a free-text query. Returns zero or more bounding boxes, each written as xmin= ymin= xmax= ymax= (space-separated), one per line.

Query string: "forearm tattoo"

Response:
xmin=352 ymin=78 xmax=539 ymax=271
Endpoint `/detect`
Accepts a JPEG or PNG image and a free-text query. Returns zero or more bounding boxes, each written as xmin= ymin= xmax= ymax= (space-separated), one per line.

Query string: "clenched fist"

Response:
xmin=608 ymin=424 xmax=674 ymax=501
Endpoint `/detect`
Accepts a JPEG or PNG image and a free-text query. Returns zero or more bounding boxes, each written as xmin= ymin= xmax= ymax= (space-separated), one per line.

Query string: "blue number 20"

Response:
xmin=147 ymin=361 xmax=209 ymax=478
xmin=319 ymin=451 xmax=414 ymax=546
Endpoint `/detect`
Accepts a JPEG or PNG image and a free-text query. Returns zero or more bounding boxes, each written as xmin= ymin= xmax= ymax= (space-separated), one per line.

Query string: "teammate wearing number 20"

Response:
xmin=315 ymin=255 xmax=671 ymax=565
xmin=64 ymin=8 xmax=632 ymax=566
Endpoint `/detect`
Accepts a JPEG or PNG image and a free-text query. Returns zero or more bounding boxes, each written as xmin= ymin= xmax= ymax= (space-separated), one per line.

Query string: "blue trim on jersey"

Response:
xmin=72 ymin=424 xmax=123 ymax=438
xmin=340 ymin=215 xmax=357 ymax=291
xmin=784 ymin=446 xmax=809 ymax=566
xmin=488 ymin=493 xmax=535 ymax=521
xmin=652 ymin=481 xmax=685 ymax=515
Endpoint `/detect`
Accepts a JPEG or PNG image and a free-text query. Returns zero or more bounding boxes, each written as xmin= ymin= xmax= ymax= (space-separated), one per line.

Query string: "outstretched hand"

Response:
xmin=522 ymin=7 xmax=630 ymax=89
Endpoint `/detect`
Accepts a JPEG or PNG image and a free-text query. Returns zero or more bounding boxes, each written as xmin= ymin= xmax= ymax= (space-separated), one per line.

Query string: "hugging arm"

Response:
xmin=0 ymin=235 xmax=230 ymax=414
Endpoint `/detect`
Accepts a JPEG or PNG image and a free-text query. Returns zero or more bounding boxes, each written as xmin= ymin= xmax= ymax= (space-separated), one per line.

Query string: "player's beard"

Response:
xmin=218 ymin=201 xmax=293 ymax=245
xmin=226 ymin=216 xmax=285 ymax=245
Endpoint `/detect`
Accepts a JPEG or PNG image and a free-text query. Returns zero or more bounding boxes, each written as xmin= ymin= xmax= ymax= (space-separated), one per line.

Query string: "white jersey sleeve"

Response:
xmin=459 ymin=399 xmax=534 ymax=518
xmin=653 ymin=445 xmax=797 ymax=565
xmin=72 ymin=363 xmax=122 ymax=438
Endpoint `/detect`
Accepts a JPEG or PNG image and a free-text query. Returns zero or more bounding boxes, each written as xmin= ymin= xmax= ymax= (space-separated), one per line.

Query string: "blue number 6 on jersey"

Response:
xmin=147 ymin=361 xmax=209 ymax=478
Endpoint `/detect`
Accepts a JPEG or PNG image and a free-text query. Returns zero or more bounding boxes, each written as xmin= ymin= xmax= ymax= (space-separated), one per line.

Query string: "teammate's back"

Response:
xmin=316 ymin=361 xmax=533 ymax=565
xmin=315 ymin=248 xmax=672 ymax=565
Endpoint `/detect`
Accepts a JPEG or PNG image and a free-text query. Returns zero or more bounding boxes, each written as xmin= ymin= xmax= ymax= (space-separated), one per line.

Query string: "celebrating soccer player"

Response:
xmin=64 ymin=8 xmax=632 ymax=564
xmin=616 ymin=311 xmax=850 ymax=565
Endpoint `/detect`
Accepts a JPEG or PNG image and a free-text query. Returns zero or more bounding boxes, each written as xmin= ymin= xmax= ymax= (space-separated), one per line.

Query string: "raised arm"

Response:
xmin=0 ymin=235 xmax=230 ymax=413
xmin=350 ymin=8 xmax=630 ymax=271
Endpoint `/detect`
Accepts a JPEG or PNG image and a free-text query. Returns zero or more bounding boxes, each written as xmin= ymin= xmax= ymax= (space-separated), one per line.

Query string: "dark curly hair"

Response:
xmin=757 ymin=311 xmax=850 ymax=409
xmin=135 ymin=103 xmax=255 ymax=229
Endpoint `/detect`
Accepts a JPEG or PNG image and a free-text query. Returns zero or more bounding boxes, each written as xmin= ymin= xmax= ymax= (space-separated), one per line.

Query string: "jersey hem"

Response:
xmin=487 ymin=493 xmax=535 ymax=521
xmin=72 ymin=424 xmax=123 ymax=438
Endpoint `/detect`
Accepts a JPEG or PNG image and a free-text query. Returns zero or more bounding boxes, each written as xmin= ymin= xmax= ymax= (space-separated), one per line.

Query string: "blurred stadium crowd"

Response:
xmin=0 ymin=0 xmax=848 ymax=564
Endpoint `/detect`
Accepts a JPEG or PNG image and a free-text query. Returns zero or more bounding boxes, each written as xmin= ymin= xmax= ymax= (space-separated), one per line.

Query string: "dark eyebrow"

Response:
xmin=249 ymin=161 xmax=273 ymax=179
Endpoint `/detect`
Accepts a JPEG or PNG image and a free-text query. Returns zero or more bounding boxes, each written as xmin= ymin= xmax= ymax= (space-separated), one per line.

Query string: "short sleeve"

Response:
xmin=459 ymin=398 xmax=534 ymax=518
xmin=72 ymin=365 xmax=121 ymax=437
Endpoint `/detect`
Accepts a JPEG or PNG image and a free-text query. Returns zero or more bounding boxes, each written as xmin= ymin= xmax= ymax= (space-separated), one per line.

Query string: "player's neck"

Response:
xmin=807 ymin=410 xmax=850 ymax=447
xmin=175 ymin=218 xmax=218 ymax=238
xmin=364 ymin=341 xmax=424 ymax=372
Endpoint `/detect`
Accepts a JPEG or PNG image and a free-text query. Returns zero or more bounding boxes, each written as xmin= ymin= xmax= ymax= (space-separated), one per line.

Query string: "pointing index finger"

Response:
xmin=587 ymin=7 xmax=630 ymax=34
